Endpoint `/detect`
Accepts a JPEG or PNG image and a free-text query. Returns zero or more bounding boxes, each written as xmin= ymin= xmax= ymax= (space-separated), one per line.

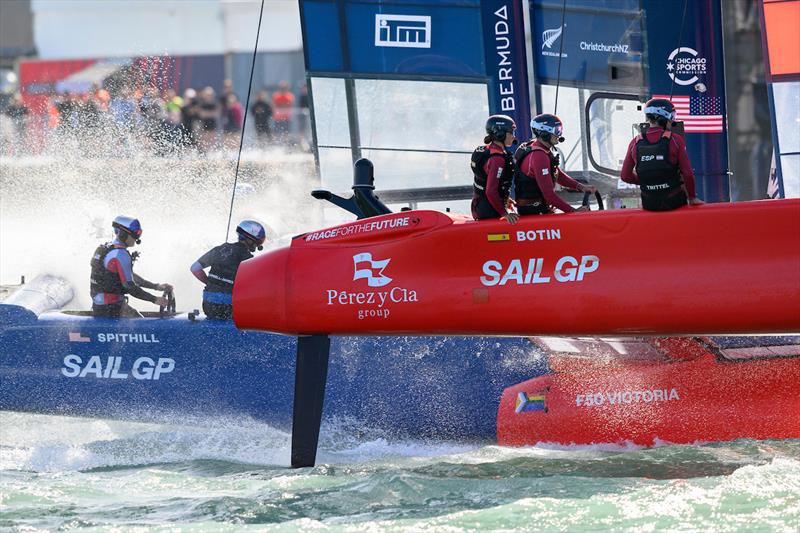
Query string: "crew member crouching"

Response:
xmin=191 ymin=219 xmax=266 ymax=320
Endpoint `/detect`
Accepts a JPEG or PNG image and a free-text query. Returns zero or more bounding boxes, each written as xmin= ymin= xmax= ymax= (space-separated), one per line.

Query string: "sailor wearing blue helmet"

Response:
xmin=90 ymin=216 xmax=173 ymax=318
xmin=190 ymin=219 xmax=267 ymax=320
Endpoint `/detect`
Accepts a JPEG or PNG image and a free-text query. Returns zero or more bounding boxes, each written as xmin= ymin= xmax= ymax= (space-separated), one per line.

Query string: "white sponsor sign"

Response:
xmin=62 ymin=355 xmax=175 ymax=380
xmin=480 ymin=255 xmax=599 ymax=286
xmin=375 ymin=14 xmax=431 ymax=49
xmin=667 ymin=47 xmax=707 ymax=86
xmin=97 ymin=333 xmax=160 ymax=343
xmin=576 ymin=388 xmax=680 ymax=407
xmin=305 ymin=216 xmax=413 ymax=242
xmin=326 ymin=251 xmax=419 ymax=320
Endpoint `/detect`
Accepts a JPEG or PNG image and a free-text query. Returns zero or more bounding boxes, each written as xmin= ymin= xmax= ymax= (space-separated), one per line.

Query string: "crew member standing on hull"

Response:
xmin=620 ymin=98 xmax=704 ymax=211
xmin=471 ymin=114 xmax=519 ymax=224
xmin=190 ymin=220 xmax=266 ymax=320
xmin=90 ymin=216 xmax=171 ymax=318
xmin=515 ymin=114 xmax=596 ymax=215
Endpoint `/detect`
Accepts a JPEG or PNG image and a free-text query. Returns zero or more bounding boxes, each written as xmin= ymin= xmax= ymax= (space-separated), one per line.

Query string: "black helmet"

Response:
xmin=530 ymin=113 xmax=564 ymax=142
xmin=644 ymin=98 xmax=676 ymax=125
xmin=485 ymin=114 xmax=516 ymax=143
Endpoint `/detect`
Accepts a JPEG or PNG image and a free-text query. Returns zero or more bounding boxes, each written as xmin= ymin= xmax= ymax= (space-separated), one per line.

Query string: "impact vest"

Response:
xmin=472 ymin=145 xmax=514 ymax=209
xmin=205 ymin=242 xmax=253 ymax=295
xmin=90 ymin=243 xmax=126 ymax=300
xmin=513 ymin=142 xmax=560 ymax=214
xmin=634 ymin=133 xmax=687 ymax=211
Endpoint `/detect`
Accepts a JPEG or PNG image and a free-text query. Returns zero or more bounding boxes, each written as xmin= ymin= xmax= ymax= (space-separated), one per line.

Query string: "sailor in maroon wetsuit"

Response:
xmin=90 ymin=216 xmax=172 ymax=318
xmin=514 ymin=114 xmax=596 ymax=215
xmin=471 ymin=114 xmax=519 ymax=224
xmin=620 ymin=98 xmax=704 ymax=211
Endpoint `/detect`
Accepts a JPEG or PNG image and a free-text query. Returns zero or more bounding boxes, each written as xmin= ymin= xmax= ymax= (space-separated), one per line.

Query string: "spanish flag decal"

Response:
xmin=487 ymin=233 xmax=510 ymax=242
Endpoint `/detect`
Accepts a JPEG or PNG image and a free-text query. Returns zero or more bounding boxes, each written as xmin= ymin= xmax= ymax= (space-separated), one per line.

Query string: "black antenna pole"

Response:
xmin=225 ymin=0 xmax=266 ymax=242
xmin=669 ymin=0 xmax=690 ymax=100
xmin=553 ymin=0 xmax=567 ymax=115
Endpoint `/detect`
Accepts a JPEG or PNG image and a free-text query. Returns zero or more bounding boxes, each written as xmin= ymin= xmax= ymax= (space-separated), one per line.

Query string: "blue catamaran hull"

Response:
xmin=0 ymin=303 xmax=547 ymax=439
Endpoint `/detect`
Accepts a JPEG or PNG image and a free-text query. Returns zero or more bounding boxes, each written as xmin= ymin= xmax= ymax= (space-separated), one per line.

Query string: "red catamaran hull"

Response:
xmin=235 ymin=199 xmax=800 ymax=337
xmin=497 ymin=339 xmax=800 ymax=446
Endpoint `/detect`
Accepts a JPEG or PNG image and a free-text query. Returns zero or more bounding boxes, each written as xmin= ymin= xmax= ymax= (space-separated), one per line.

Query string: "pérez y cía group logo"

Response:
xmin=352 ymin=252 xmax=392 ymax=287
xmin=326 ymin=252 xmax=419 ymax=320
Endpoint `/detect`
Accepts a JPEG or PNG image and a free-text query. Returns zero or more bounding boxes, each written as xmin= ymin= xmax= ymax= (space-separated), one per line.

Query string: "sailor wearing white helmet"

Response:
xmin=190 ymin=220 xmax=267 ymax=320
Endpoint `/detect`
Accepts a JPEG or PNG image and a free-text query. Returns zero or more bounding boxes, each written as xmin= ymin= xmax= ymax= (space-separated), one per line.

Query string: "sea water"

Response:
xmin=2 ymin=119 xmax=798 ymax=533
xmin=1 ymin=412 xmax=799 ymax=532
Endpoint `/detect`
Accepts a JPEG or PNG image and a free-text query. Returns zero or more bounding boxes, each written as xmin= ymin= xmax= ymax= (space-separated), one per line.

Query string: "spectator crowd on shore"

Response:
xmin=0 ymin=79 xmax=310 ymax=156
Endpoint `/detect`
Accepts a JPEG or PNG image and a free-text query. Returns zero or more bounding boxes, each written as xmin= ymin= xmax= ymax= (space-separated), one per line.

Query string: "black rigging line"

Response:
xmin=669 ymin=0 xmax=690 ymax=100
xmin=553 ymin=0 xmax=568 ymax=115
xmin=226 ymin=0 xmax=266 ymax=242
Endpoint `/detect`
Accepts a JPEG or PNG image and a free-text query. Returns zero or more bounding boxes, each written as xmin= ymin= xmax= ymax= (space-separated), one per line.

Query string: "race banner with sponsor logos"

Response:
xmin=480 ymin=0 xmax=531 ymax=140
xmin=530 ymin=0 xmax=644 ymax=90
xmin=642 ymin=0 xmax=729 ymax=203
xmin=530 ymin=0 xmax=729 ymax=202
xmin=300 ymin=0 xmax=531 ymax=136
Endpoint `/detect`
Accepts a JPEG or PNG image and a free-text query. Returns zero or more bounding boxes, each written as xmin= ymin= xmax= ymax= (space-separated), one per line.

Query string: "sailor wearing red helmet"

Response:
xmin=190 ymin=219 xmax=267 ymax=320
xmin=471 ymin=114 xmax=519 ymax=224
xmin=90 ymin=216 xmax=172 ymax=318
xmin=620 ymin=98 xmax=704 ymax=210
xmin=514 ymin=113 xmax=597 ymax=215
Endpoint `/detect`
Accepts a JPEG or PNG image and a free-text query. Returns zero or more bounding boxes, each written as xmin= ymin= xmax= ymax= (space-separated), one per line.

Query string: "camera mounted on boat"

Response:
xmin=311 ymin=158 xmax=392 ymax=220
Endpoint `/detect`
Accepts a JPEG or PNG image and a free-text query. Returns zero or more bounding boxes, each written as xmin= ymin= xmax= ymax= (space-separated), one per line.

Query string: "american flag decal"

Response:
xmin=654 ymin=95 xmax=725 ymax=133
xmin=68 ymin=332 xmax=91 ymax=342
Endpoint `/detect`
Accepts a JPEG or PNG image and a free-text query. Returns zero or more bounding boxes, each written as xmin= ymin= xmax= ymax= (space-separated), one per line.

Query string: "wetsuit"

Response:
xmin=471 ymin=143 xmax=514 ymax=220
xmin=90 ymin=239 xmax=159 ymax=318
xmin=515 ymin=139 xmax=583 ymax=214
xmin=191 ymin=241 xmax=252 ymax=320
xmin=620 ymin=127 xmax=697 ymax=211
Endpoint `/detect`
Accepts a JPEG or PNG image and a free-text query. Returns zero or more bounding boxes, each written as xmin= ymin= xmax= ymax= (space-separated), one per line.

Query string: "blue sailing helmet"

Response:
xmin=236 ymin=220 xmax=266 ymax=250
xmin=644 ymin=98 xmax=676 ymax=123
xmin=530 ymin=113 xmax=565 ymax=142
xmin=112 ymin=215 xmax=142 ymax=244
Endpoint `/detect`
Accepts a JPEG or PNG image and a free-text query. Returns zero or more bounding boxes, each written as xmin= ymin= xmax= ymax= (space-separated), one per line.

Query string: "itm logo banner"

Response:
xmin=353 ymin=253 xmax=393 ymax=287
xmin=375 ymin=14 xmax=431 ymax=48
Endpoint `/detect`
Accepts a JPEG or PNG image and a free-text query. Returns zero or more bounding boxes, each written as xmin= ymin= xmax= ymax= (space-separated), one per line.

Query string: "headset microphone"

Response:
xmin=558 ymin=136 xmax=565 ymax=143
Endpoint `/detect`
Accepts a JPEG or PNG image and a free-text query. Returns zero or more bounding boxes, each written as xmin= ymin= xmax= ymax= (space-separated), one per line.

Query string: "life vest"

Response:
xmin=90 ymin=243 xmax=125 ymax=300
xmin=513 ymin=141 xmax=560 ymax=214
xmin=472 ymin=145 xmax=513 ymax=200
xmin=204 ymin=242 xmax=253 ymax=295
xmin=634 ymin=133 xmax=687 ymax=211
